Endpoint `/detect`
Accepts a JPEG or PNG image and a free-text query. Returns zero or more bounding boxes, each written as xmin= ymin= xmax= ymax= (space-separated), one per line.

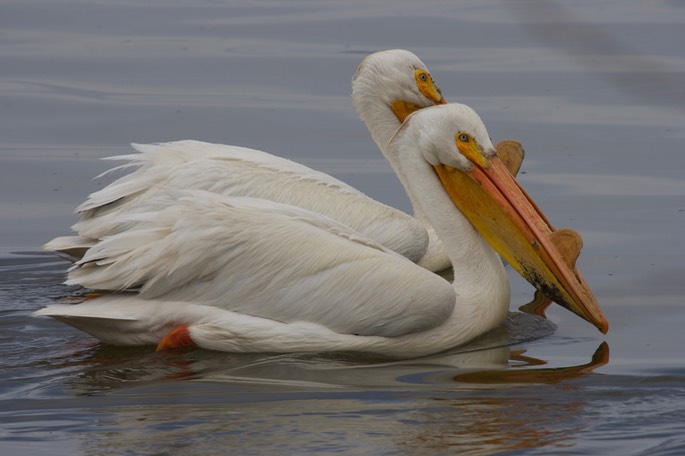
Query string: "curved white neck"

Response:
xmin=353 ymin=86 xmax=451 ymax=270
xmin=355 ymin=99 xmax=402 ymax=159
xmin=393 ymin=142 xmax=510 ymax=338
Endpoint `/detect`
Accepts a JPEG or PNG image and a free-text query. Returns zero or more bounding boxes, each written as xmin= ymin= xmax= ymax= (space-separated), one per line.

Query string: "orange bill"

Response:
xmin=434 ymin=132 xmax=608 ymax=334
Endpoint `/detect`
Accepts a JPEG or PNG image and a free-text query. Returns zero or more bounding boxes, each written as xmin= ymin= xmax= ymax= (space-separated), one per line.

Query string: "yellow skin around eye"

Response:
xmin=414 ymin=69 xmax=445 ymax=105
xmin=390 ymin=70 xmax=446 ymax=122
xmin=455 ymin=132 xmax=489 ymax=169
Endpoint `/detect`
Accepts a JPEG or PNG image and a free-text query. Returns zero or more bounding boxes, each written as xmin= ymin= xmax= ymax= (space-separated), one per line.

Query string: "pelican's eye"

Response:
xmin=414 ymin=69 xmax=444 ymax=105
xmin=458 ymin=133 xmax=470 ymax=143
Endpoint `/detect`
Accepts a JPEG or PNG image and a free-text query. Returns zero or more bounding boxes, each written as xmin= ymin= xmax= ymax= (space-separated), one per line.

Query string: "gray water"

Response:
xmin=2 ymin=0 xmax=685 ymax=454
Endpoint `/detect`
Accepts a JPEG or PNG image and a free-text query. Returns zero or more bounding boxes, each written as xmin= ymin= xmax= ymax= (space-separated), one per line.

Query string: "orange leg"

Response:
xmin=156 ymin=325 xmax=195 ymax=351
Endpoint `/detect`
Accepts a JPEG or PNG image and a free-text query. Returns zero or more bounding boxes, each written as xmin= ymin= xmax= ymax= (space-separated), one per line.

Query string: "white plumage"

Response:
xmin=38 ymin=104 xmax=513 ymax=356
xmin=67 ymin=191 xmax=455 ymax=338
xmin=70 ymin=141 xmax=429 ymax=263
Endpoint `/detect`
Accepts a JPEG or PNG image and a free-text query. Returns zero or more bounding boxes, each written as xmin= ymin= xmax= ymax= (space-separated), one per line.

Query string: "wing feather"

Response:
xmin=70 ymin=140 xmax=428 ymax=263
xmin=67 ymin=189 xmax=454 ymax=337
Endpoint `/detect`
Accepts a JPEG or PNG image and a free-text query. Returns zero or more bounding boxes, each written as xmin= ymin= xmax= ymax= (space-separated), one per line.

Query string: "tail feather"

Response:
xmin=76 ymin=141 xmax=224 ymax=215
xmin=35 ymin=301 xmax=163 ymax=346
xmin=43 ymin=235 xmax=96 ymax=262
xmin=33 ymin=298 xmax=230 ymax=347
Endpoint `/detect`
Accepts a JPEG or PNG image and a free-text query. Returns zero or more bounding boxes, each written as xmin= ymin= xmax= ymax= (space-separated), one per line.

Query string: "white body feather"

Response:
xmin=37 ymin=104 xmax=510 ymax=357
xmin=67 ymin=191 xmax=453 ymax=338
xmin=71 ymin=140 xmax=429 ymax=263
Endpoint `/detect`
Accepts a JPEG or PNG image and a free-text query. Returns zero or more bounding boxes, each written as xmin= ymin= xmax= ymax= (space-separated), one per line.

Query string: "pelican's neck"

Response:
xmin=354 ymin=97 xmax=436 ymax=229
xmin=394 ymin=146 xmax=510 ymax=337
xmin=352 ymin=86 xmax=451 ymax=270
xmin=353 ymin=96 xmax=403 ymax=158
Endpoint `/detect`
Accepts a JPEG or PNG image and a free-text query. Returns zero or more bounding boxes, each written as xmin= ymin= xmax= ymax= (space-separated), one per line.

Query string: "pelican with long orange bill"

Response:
xmin=36 ymin=103 xmax=606 ymax=355
xmin=431 ymin=111 xmax=608 ymax=333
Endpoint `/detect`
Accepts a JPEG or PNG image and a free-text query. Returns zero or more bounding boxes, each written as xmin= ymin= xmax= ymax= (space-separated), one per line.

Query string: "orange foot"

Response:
xmin=156 ymin=325 xmax=195 ymax=352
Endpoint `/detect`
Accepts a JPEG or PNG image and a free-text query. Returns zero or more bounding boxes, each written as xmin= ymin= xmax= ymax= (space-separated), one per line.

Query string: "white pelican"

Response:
xmin=36 ymin=104 xmax=607 ymax=356
xmin=45 ymin=50 xmax=450 ymax=270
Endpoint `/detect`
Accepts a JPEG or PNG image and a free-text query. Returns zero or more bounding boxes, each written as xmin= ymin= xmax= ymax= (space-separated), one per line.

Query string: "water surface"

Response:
xmin=2 ymin=0 xmax=685 ymax=454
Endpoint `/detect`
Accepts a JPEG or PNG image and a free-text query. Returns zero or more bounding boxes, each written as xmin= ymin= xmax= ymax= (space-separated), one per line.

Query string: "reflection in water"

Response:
xmin=399 ymin=395 xmax=588 ymax=454
xmin=66 ymin=337 xmax=514 ymax=392
xmin=400 ymin=342 xmax=610 ymax=454
xmin=455 ymin=342 xmax=609 ymax=384
xmin=56 ymin=343 xmax=611 ymax=455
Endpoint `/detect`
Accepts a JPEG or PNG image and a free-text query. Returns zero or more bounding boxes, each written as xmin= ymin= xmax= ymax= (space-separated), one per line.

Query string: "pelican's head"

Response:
xmin=395 ymin=104 xmax=609 ymax=334
xmin=352 ymin=50 xmax=446 ymax=150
